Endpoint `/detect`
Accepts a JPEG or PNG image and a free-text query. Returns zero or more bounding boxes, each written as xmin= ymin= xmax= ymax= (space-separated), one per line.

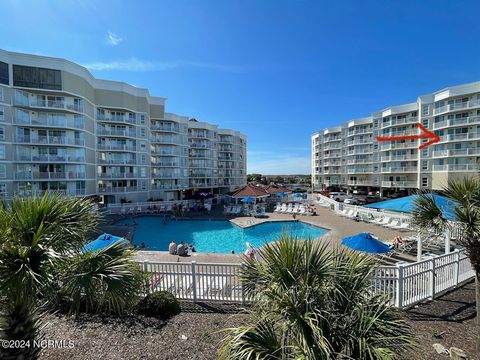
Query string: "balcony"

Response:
xmin=15 ymin=172 xmax=86 ymax=180
xmin=381 ymin=181 xmax=417 ymax=188
xmin=380 ymin=142 xmax=417 ymax=150
xmin=151 ymin=124 xmax=181 ymax=132
xmin=97 ymin=173 xmax=137 ymax=179
xmin=151 ymin=184 xmax=181 ymax=190
xmin=347 ymin=180 xmax=373 ymax=186
xmin=347 ymin=158 xmax=372 ymax=164
xmin=16 ymin=154 xmax=85 ymax=163
xmin=97 ymin=128 xmax=137 ymax=137
xmin=14 ymin=189 xmax=86 ymax=197
xmin=15 ymin=98 xmax=84 ymax=113
xmin=433 ymin=99 xmax=480 ymax=115
xmin=15 ymin=136 xmax=84 ymax=146
xmin=439 ymin=132 xmax=480 ymax=143
xmin=15 ymin=115 xmax=85 ymax=130
xmin=380 ymin=155 xmax=418 ymax=161
xmin=432 ymin=164 xmax=479 ymax=172
xmin=97 ymin=158 xmax=136 ymax=165
xmin=381 ymin=167 xmax=418 ymax=173
xmin=97 ymin=114 xmax=136 ymax=125
xmin=97 ymin=186 xmax=141 ymax=193
xmin=381 ymin=117 xmax=418 ymax=128
xmin=97 ymin=143 xmax=136 ymax=151
xmin=432 ymin=116 xmax=480 ymax=130
xmin=432 ymin=148 xmax=480 ymax=158
xmin=347 ymin=168 xmax=373 ymax=174
xmin=189 ymin=141 xmax=214 ymax=149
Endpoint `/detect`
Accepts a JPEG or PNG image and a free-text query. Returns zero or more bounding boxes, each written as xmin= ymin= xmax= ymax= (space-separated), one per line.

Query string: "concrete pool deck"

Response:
xmin=130 ymin=205 xmax=414 ymax=264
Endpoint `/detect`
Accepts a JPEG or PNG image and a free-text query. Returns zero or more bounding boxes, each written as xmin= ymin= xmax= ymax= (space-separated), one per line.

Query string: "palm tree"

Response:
xmin=412 ymin=177 xmax=480 ymax=352
xmin=0 ymin=194 xmax=142 ymax=359
xmin=219 ymin=235 xmax=414 ymax=359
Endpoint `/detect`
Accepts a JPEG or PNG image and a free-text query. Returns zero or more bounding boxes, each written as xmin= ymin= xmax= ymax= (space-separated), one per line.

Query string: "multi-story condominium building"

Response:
xmin=312 ymin=81 xmax=480 ymax=195
xmin=0 ymin=49 xmax=247 ymax=203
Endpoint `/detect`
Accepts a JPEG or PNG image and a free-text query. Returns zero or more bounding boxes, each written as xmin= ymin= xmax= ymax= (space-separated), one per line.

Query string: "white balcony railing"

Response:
xmin=15 ymin=136 xmax=84 ymax=146
xmin=433 ymin=99 xmax=480 ymax=115
xmin=381 ymin=181 xmax=417 ymax=188
xmin=432 ymin=164 xmax=479 ymax=172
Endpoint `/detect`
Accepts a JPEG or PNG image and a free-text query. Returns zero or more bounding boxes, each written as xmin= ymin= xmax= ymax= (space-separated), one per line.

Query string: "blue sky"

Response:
xmin=1 ymin=0 xmax=479 ymax=174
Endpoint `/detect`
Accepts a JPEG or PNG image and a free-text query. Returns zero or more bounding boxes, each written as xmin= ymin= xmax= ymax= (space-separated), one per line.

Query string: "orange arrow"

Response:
xmin=376 ymin=123 xmax=440 ymax=150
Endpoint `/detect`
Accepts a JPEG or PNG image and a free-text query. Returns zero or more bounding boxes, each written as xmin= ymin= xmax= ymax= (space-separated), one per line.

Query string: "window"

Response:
xmin=0 ymin=62 xmax=8 ymax=85
xmin=140 ymin=114 xmax=145 ymax=125
xmin=140 ymin=167 xmax=146 ymax=177
xmin=421 ymin=177 xmax=428 ymax=187
xmin=140 ymin=128 xmax=146 ymax=137
xmin=140 ymin=154 xmax=146 ymax=164
xmin=421 ymin=160 xmax=428 ymax=170
xmin=140 ymin=141 xmax=146 ymax=150
xmin=421 ymin=104 xmax=429 ymax=116
xmin=0 ymin=183 xmax=5 ymax=195
xmin=0 ymin=145 xmax=5 ymax=159
xmin=0 ymin=165 xmax=5 ymax=178
xmin=0 ymin=106 xmax=3 ymax=121
xmin=140 ymin=180 xmax=147 ymax=191
xmin=13 ymin=65 xmax=62 ymax=90
xmin=0 ymin=87 xmax=3 ymax=102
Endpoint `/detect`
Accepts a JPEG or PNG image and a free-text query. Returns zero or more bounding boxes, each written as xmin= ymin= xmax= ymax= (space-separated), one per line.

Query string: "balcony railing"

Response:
xmin=97 ymin=144 xmax=136 ymax=151
xmin=97 ymin=186 xmax=141 ymax=193
xmin=439 ymin=132 xmax=480 ymax=142
xmin=97 ymin=158 xmax=136 ymax=165
xmin=381 ymin=181 xmax=417 ymax=188
xmin=14 ymin=189 xmax=86 ymax=197
xmin=432 ymin=148 xmax=480 ymax=158
xmin=151 ymin=124 xmax=181 ymax=132
xmin=97 ymin=173 xmax=137 ymax=179
xmin=97 ymin=115 xmax=136 ymax=125
xmin=15 ymin=115 xmax=85 ymax=130
xmin=15 ymin=98 xmax=84 ymax=113
xmin=380 ymin=117 xmax=418 ymax=128
xmin=15 ymin=172 xmax=86 ymax=180
xmin=433 ymin=99 xmax=480 ymax=115
xmin=16 ymin=154 xmax=85 ymax=163
xmin=380 ymin=155 xmax=418 ymax=161
xmin=432 ymin=116 xmax=480 ymax=130
xmin=381 ymin=167 xmax=418 ymax=173
xmin=432 ymin=164 xmax=479 ymax=172
xmin=97 ymin=129 xmax=137 ymax=137
xmin=15 ymin=136 xmax=84 ymax=146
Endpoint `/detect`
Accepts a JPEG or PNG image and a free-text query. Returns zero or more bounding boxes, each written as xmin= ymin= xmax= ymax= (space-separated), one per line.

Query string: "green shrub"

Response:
xmin=138 ymin=291 xmax=180 ymax=318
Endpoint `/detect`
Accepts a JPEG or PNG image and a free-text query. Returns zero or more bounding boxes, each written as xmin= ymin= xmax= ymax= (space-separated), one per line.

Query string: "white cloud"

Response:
xmin=83 ymin=58 xmax=254 ymax=73
xmin=107 ymin=31 xmax=123 ymax=46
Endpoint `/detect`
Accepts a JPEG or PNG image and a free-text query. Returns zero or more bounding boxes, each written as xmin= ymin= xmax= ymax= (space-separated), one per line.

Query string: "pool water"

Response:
xmin=118 ymin=218 xmax=328 ymax=254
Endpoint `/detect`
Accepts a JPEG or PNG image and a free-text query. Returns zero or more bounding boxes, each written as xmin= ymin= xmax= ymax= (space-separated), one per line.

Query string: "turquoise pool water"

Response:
xmin=117 ymin=218 xmax=328 ymax=254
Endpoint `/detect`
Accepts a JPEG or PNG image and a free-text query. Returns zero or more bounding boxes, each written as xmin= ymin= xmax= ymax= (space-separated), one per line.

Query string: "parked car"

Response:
xmin=329 ymin=192 xmax=348 ymax=202
xmin=364 ymin=195 xmax=384 ymax=204
xmin=344 ymin=197 xmax=366 ymax=205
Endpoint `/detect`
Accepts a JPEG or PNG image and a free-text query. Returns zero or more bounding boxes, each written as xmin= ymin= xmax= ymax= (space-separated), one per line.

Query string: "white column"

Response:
xmin=445 ymin=228 xmax=451 ymax=254
xmin=417 ymin=232 xmax=422 ymax=261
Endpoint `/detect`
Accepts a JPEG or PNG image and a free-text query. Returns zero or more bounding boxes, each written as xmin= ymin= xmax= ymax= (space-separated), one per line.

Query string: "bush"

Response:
xmin=138 ymin=291 xmax=180 ymax=318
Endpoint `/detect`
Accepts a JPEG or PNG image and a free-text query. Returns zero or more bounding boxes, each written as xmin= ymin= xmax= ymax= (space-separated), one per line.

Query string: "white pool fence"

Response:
xmin=140 ymin=249 xmax=474 ymax=308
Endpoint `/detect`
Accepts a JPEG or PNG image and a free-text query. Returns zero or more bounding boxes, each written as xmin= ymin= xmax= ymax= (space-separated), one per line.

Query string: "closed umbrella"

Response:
xmin=341 ymin=233 xmax=391 ymax=254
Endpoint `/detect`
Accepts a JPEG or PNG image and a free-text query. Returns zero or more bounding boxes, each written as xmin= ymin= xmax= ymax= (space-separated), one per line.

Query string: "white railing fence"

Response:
xmin=139 ymin=250 xmax=474 ymax=308
xmin=141 ymin=261 xmax=246 ymax=304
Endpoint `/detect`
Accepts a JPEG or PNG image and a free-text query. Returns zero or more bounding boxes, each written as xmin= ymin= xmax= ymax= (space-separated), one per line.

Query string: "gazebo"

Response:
xmin=229 ymin=183 xmax=270 ymax=204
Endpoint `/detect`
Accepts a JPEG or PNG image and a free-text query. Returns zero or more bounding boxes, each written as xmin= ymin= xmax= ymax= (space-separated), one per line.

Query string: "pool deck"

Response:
xmin=131 ymin=205 xmax=414 ymax=264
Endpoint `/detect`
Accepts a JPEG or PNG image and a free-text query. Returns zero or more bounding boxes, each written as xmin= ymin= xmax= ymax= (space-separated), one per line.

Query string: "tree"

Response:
xmin=219 ymin=236 xmax=414 ymax=359
xmin=248 ymin=173 xmax=262 ymax=183
xmin=0 ymin=194 xmax=142 ymax=359
xmin=412 ymin=177 xmax=480 ymax=352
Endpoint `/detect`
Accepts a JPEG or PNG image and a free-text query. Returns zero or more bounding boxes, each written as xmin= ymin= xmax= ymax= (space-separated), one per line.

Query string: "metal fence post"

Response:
xmin=396 ymin=264 xmax=404 ymax=308
xmin=191 ymin=261 xmax=197 ymax=303
xmin=430 ymin=258 xmax=436 ymax=299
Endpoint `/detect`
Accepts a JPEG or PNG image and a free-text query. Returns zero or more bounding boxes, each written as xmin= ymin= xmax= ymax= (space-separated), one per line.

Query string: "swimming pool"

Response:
xmin=117 ymin=218 xmax=328 ymax=254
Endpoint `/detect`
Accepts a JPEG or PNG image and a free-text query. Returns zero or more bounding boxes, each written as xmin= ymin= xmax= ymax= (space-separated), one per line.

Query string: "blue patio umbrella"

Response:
xmin=276 ymin=192 xmax=287 ymax=198
xmin=365 ymin=194 xmax=456 ymax=221
xmin=292 ymin=193 xmax=303 ymax=199
xmin=342 ymin=233 xmax=391 ymax=254
xmin=241 ymin=196 xmax=255 ymax=204
xmin=83 ymin=233 xmax=129 ymax=253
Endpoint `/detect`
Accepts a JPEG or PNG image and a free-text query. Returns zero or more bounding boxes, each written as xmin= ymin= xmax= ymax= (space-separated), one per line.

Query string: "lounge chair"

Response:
xmin=298 ymin=206 xmax=307 ymax=215
xmin=385 ymin=219 xmax=400 ymax=229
